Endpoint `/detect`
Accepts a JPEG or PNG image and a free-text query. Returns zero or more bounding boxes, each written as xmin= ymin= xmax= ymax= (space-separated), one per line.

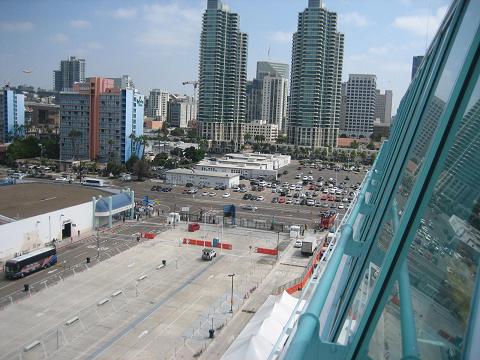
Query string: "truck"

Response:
xmin=318 ymin=211 xmax=337 ymax=230
xmin=301 ymin=237 xmax=318 ymax=256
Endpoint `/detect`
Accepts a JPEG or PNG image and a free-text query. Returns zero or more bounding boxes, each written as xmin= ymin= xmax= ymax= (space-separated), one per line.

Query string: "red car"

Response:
xmin=278 ymin=197 xmax=286 ymax=204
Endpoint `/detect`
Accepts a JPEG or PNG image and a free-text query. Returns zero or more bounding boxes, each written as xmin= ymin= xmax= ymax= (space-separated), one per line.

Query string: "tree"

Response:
xmin=244 ymin=132 xmax=252 ymax=144
xmin=170 ymin=147 xmax=183 ymax=157
xmin=4 ymin=136 xmax=41 ymax=165
xmin=367 ymin=141 xmax=376 ymax=150
xmin=137 ymin=135 xmax=149 ymax=158
xmin=106 ymin=161 xmax=126 ymax=177
xmin=126 ymin=155 xmax=139 ymax=172
xmin=184 ymin=146 xmax=205 ymax=163
xmin=68 ymin=129 xmax=82 ymax=160
xmin=350 ymin=140 xmax=359 ymax=149
xmin=133 ymin=159 xmax=150 ymax=181
xmin=170 ymin=128 xmax=185 ymax=137
xmin=153 ymin=152 xmax=168 ymax=166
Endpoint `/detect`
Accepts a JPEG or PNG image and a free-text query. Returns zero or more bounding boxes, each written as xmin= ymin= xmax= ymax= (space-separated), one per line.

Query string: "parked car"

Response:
xmin=257 ymin=196 xmax=264 ymax=201
xmin=209 ymin=192 xmax=216 ymax=197
xmin=222 ymin=192 xmax=230 ymax=198
xmin=294 ymin=239 xmax=303 ymax=248
xmin=242 ymin=204 xmax=258 ymax=211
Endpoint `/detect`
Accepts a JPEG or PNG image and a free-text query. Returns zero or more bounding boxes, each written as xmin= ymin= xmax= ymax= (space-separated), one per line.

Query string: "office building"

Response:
xmin=112 ymin=75 xmax=135 ymax=89
xmin=246 ymin=80 xmax=263 ymax=122
xmin=242 ymin=120 xmax=279 ymax=144
xmin=146 ymin=89 xmax=169 ymax=121
xmin=198 ymin=0 xmax=248 ymax=147
xmin=411 ymin=55 xmax=424 ymax=80
xmin=341 ymin=74 xmax=377 ymax=138
xmin=168 ymin=95 xmax=196 ymax=128
xmin=261 ymin=76 xmax=289 ymax=131
xmin=375 ymin=89 xmax=393 ymax=124
xmin=288 ymin=0 xmax=344 ymax=147
xmin=53 ymin=56 xmax=85 ymax=92
xmin=256 ymin=61 xmax=289 ymax=81
xmin=0 ymin=87 xmax=25 ymax=143
xmin=24 ymin=102 xmax=60 ymax=135
xmin=59 ymin=77 xmax=144 ymax=163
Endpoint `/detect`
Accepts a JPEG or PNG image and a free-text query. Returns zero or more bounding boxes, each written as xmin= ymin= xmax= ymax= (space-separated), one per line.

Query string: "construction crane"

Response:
xmin=182 ymin=80 xmax=199 ymax=123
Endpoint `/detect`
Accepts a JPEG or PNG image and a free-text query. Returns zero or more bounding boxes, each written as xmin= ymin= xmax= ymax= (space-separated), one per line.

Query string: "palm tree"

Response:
xmin=244 ymin=132 xmax=252 ymax=144
xmin=137 ymin=135 xmax=149 ymax=159
xmin=68 ymin=129 xmax=82 ymax=160
xmin=129 ymin=133 xmax=137 ymax=157
xmin=107 ymin=139 xmax=115 ymax=163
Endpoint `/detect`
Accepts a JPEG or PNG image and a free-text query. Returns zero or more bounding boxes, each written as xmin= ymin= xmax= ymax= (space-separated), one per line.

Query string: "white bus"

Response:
xmin=81 ymin=177 xmax=108 ymax=187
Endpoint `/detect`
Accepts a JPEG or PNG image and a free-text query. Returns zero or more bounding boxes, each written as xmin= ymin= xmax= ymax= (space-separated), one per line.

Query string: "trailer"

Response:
xmin=301 ymin=237 xmax=318 ymax=256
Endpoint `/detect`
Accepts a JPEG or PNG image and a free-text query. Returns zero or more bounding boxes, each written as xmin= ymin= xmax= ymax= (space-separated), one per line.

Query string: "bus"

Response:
xmin=4 ymin=247 xmax=57 ymax=279
xmin=81 ymin=177 xmax=108 ymax=187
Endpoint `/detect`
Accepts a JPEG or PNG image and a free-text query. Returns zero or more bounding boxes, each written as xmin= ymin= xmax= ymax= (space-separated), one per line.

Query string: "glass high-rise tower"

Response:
xmin=288 ymin=0 xmax=344 ymax=148
xmin=198 ymin=0 xmax=248 ymax=149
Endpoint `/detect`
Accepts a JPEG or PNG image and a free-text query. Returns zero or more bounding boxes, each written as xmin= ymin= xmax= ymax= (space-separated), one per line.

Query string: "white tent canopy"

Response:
xmin=222 ymin=291 xmax=304 ymax=360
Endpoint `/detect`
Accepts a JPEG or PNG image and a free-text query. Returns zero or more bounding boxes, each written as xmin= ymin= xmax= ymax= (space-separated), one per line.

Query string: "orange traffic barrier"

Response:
xmin=182 ymin=238 xmax=232 ymax=250
xmin=143 ymin=232 xmax=155 ymax=239
xmin=256 ymin=247 xmax=278 ymax=256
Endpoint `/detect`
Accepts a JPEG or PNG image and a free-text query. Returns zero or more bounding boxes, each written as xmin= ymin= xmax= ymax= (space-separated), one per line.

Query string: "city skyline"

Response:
xmin=0 ymin=0 xmax=450 ymax=114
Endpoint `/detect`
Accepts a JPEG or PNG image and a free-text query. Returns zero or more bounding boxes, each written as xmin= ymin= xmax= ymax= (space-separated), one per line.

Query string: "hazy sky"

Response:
xmin=0 ymin=0 xmax=451 ymax=113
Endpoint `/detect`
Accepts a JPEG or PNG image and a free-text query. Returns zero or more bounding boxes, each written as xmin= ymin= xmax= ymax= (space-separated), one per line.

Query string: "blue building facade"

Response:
xmin=0 ymin=88 xmax=25 ymax=143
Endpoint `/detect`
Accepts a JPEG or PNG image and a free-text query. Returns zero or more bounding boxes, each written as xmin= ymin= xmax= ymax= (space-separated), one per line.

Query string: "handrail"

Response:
xmin=282 ymin=167 xmax=374 ymax=359
xmin=392 ymin=201 xmax=419 ymax=359
xmin=267 ymin=170 xmax=367 ymax=360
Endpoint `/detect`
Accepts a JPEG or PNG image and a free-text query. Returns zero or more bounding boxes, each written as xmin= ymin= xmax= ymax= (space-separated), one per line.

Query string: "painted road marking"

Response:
xmin=138 ymin=330 xmax=148 ymax=339
xmin=48 ymin=269 xmax=58 ymax=274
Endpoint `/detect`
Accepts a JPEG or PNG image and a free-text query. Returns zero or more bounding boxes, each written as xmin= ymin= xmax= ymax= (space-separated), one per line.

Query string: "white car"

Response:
xmin=286 ymin=199 xmax=293 ymax=204
xmin=55 ymin=177 xmax=71 ymax=183
xmin=258 ymin=181 xmax=267 ymax=187
xmin=232 ymin=187 xmax=240 ymax=192
xmin=338 ymin=204 xmax=345 ymax=209
xmin=289 ymin=184 xmax=296 ymax=190
xmin=302 ymin=176 xmax=308 ymax=181
xmin=242 ymin=205 xmax=258 ymax=211
xmin=256 ymin=196 xmax=264 ymax=201
xmin=202 ymin=191 xmax=209 ymax=196
xmin=223 ymin=192 xmax=231 ymax=198
xmin=209 ymin=192 xmax=216 ymax=197
xmin=294 ymin=239 xmax=303 ymax=248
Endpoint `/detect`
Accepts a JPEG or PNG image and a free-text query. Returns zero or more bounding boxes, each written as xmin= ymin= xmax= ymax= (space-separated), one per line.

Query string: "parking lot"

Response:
xmin=0 ymin=222 xmax=311 ymax=360
xmin=127 ymin=160 xmax=368 ymax=230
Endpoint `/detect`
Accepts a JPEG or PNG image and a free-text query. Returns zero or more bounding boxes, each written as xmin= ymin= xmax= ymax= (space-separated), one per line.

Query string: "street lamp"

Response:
xmin=228 ymin=273 xmax=235 ymax=313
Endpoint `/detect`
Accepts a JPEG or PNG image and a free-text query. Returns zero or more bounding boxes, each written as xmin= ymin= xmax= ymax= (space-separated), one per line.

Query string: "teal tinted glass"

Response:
xmin=368 ymin=75 xmax=480 ymax=360
xmin=343 ymin=0 xmax=480 ymax=337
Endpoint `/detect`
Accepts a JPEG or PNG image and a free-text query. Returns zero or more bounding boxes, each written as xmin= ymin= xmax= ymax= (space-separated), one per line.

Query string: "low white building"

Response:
xmin=194 ymin=152 xmax=290 ymax=180
xmin=166 ymin=168 xmax=240 ymax=188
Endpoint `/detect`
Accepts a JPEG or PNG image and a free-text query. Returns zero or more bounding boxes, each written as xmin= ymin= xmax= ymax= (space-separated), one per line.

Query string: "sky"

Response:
xmin=0 ymin=0 xmax=451 ymax=114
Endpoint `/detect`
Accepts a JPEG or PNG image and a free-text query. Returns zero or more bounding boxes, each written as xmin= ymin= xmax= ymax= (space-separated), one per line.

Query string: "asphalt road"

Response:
xmin=0 ymin=219 xmax=168 ymax=308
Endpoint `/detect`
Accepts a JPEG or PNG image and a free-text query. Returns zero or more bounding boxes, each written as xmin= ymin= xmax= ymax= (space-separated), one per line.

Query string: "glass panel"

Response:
xmin=368 ymin=77 xmax=480 ymax=359
xmin=342 ymin=0 xmax=480 ymax=337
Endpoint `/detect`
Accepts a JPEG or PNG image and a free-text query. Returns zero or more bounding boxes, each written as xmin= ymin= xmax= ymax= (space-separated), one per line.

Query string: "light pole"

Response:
xmin=228 ymin=273 xmax=235 ymax=313
xmin=276 ymin=231 xmax=280 ymax=262
xmin=48 ymin=215 xmax=51 ymax=243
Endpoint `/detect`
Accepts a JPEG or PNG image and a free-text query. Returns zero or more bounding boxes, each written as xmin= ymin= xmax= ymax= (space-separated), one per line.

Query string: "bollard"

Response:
xmin=24 ymin=284 xmax=29 ymax=292
xmin=86 ymin=257 xmax=90 ymax=264
xmin=209 ymin=329 xmax=215 ymax=338
xmin=162 ymin=260 xmax=166 ymax=266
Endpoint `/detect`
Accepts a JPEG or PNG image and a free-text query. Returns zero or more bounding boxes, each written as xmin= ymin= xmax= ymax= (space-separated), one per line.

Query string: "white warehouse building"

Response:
xmin=194 ymin=152 xmax=291 ymax=181
xmin=166 ymin=168 xmax=240 ymax=188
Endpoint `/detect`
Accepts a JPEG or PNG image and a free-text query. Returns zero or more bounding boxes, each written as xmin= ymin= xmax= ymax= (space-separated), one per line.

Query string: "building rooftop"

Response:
xmin=166 ymin=168 xmax=240 ymax=178
xmin=0 ymin=183 xmax=110 ymax=220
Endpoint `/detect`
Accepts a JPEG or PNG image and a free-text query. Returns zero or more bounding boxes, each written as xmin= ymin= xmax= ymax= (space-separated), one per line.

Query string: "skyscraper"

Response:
xmin=375 ymin=89 xmax=393 ymax=124
xmin=53 ymin=56 xmax=85 ymax=92
xmin=256 ymin=61 xmax=289 ymax=81
xmin=261 ymin=76 xmax=289 ymax=131
xmin=59 ymin=77 xmax=144 ymax=163
xmin=146 ymin=89 xmax=169 ymax=121
xmin=246 ymin=80 xmax=263 ymax=122
xmin=288 ymin=0 xmax=344 ymax=147
xmin=0 ymin=87 xmax=25 ymax=143
xmin=341 ymin=74 xmax=377 ymax=138
xmin=411 ymin=55 xmax=424 ymax=80
xmin=198 ymin=0 xmax=248 ymax=148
